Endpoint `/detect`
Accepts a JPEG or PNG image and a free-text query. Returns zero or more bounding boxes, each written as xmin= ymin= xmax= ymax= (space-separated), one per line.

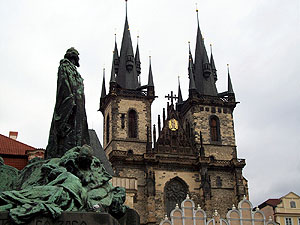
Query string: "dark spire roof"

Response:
xmin=210 ymin=44 xmax=217 ymax=82
xmin=189 ymin=58 xmax=196 ymax=90
xmin=110 ymin=34 xmax=118 ymax=83
xmin=135 ymin=36 xmax=141 ymax=75
xmin=113 ymin=34 xmax=119 ymax=62
xmin=115 ymin=1 xmax=139 ymax=90
xmin=148 ymin=56 xmax=154 ymax=87
xmin=227 ymin=64 xmax=234 ymax=94
xmin=101 ymin=68 xmax=106 ymax=98
xmin=188 ymin=41 xmax=194 ymax=77
xmin=177 ymin=77 xmax=183 ymax=104
xmin=110 ymin=63 xmax=116 ymax=83
xmin=193 ymin=8 xmax=218 ymax=96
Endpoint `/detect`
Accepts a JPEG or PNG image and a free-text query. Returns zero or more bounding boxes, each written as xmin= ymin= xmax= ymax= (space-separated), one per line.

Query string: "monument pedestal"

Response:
xmin=0 ymin=212 xmax=120 ymax=225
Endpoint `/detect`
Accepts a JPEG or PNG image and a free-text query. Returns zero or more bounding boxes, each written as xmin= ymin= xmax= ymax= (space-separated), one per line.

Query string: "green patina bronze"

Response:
xmin=45 ymin=48 xmax=90 ymax=159
xmin=0 ymin=48 xmax=129 ymax=224
xmin=0 ymin=145 xmax=127 ymax=224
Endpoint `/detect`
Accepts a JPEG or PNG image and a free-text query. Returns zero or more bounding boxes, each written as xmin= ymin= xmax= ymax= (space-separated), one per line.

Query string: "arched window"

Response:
xmin=106 ymin=114 xmax=110 ymax=144
xmin=210 ymin=116 xmax=220 ymax=142
xmin=290 ymin=201 xmax=296 ymax=208
xmin=128 ymin=109 xmax=137 ymax=138
xmin=164 ymin=177 xmax=188 ymax=217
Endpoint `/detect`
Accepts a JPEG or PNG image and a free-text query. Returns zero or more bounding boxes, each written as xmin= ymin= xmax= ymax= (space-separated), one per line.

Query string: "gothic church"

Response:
xmin=99 ymin=3 xmax=248 ymax=225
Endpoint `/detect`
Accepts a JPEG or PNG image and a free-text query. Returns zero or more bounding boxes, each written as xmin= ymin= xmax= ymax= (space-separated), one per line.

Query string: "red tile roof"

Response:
xmin=0 ymin=134 xmax=35 ymax=155
xmin=258 ymin=198 xmax=281 ymax=209
xmin=265 ymin=199 xmax=281 ymax=207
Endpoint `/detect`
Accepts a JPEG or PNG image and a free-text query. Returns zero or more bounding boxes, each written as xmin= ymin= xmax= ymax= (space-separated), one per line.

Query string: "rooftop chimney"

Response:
xmin=9 ymin=131 xmax=18 ymax=140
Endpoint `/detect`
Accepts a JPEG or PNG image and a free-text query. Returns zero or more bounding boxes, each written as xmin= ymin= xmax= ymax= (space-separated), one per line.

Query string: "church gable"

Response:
xmin=154 ymin=103 xmax=196 ymax=156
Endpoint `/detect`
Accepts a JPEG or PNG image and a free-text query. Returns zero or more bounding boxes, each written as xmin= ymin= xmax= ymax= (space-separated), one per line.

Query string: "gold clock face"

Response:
xmin=168 ymin=118 xmax=178 ymax=131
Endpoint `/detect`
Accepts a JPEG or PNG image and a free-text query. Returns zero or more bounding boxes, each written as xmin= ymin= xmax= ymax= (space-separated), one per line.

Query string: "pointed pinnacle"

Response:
xmin=178 ymin=76 xmax=183 ymax=103
xmin=110 ymin=63 xmax=116 ymax=83
xmin=227 ymin=64 xmax=234 ymax=94
xmin=189 ymin=59 xmax=196 ymax=90
xmin=148 ymin=56 xmax=154 ymax=87
xmin=101 ymin=68 xmax=106 ymax=98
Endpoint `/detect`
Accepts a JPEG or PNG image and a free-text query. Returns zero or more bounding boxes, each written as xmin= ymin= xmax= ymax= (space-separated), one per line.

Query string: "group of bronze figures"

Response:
xmin=0 ymin=48 xmax=132 ymax=225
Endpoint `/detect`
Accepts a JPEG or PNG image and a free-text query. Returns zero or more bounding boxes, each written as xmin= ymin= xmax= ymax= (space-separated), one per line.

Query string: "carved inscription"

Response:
xmin=35 ymin=220 xmax=87 ymax=225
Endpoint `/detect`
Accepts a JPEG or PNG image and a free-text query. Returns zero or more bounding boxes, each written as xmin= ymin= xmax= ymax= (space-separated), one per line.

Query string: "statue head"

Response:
xmin=64 ymin=47 xmax=80 ymax=67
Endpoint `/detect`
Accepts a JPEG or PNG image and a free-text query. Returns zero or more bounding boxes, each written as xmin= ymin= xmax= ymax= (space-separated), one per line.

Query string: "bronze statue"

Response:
xmin=45 ymin=48 xmax=90 ymax=159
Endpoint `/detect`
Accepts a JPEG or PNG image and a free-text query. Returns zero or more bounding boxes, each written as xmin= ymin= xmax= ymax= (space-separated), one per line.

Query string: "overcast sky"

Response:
xmin=1 ymin=0 xmax=299 ymax=207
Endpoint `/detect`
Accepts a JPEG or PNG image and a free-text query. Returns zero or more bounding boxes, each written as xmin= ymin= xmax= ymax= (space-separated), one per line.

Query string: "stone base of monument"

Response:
xmin=0 ymin=212 xmax=120 ymax=225
xmin=0 ymin=209 xmax=140 ymax=225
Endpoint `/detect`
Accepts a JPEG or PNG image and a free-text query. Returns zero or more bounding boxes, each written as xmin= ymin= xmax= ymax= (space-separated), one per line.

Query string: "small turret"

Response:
xmin=113 ymin=34 xmax=119 ymax=75
xmin=101 ymin=68 xmax=106 ymax=98
xmin=189 ymin=55 xmax=197 ymax=98
xmin=147 ymin=56 xmax=155 ymax=97
xmin=210 ymin=44 xmax=217 ymax=82
xmin=126 ymin=38 xmax=134 ymax=72
xmin=188 ymin=41 xmax=194 ymax=77
xmin=202 ymin=38 xmax=211 ymax=78
xmin=135 ymin=36 xmax=141 ymax=83
xmin=227 ymin=64 xmax=235 ymax=102
xmin=177 ymin=76 xmax=183 ymax=104
xmin=110 ymin=59 xmax=117 ymax=94
xmin=227 ymin=64 xmax=234 ymax=94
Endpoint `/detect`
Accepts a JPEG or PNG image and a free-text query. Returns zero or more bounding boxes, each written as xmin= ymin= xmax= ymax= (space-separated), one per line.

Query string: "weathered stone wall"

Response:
xmin=203 ymin=169 xmax=238 ymax=218
xmin=104 ymin=97 xmax=152 ymax=156
xmin=203 ymin=145 xmax=236 ymax=160
xmin=116 ymin=98 xmax=151 ymax=141
xmin=118 ymin=167 xmax=148 ymax=224
xmin=103 ymin=101 xmax=112 ymax=148
xmin=155 ymin=170 xmax=200 ymax=193
xmin=183 ymin=105 xmax=236 ymax=160
xmin=115 ymin=142 xmax=147 ymax=155
xmin=154 ymin=170 xmax=202 ymax=222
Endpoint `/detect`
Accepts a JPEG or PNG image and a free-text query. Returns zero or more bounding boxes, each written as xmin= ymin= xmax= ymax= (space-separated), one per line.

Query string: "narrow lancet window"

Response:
xmin=210 ymin=116 xmax=220 ymax=142
xmin=128 ymin=110 xmax=137 ymax=138
xmin=106 ymin=115 xmax=110 ymax=144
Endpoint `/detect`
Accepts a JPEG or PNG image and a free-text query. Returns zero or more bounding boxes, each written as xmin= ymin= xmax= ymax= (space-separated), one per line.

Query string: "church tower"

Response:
xmin=99 ymin=2 xmax=155 ymax=159
xmin=99 ymin=3 xmax=248 ymax=225
xmin=99 ymin=3 xmax=156 ymax=223
xmin=172 ymin=8 xmax=247 ymax=216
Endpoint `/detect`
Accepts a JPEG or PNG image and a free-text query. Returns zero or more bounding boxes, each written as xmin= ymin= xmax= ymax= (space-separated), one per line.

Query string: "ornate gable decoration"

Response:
xmin=154 ymin=104 xmax=196 ymax=156
xmin=160 ymin=196 xmax=277 ymax=225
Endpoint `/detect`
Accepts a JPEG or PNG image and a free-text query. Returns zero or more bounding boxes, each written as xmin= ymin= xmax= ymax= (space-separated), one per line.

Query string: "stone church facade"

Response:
xmin=99 ymin=3 xmax=248 ymax=225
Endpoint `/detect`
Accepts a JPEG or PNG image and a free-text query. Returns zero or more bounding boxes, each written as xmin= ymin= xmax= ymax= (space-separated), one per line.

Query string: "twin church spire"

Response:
xmin=186 ymin=7 xmax=235 ymax=99
xmin=101 ymin=0 xmax=154 ymax=97
xmin=189 ymin=8 xmax=218 ymax=96
xmin=102 ymin=2 xmax=235 ymax=104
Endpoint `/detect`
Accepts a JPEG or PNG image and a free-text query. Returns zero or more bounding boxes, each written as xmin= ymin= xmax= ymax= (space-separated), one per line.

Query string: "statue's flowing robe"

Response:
xmin=45 ymin=58 xmax=89 ymax=159
xmin=0 ymin=146 xmax=127 ymax=224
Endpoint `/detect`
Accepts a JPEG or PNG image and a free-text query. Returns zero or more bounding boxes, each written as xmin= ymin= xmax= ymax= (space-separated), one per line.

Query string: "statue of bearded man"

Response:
xmin=45 ymin=48 xmax=90 ymax=159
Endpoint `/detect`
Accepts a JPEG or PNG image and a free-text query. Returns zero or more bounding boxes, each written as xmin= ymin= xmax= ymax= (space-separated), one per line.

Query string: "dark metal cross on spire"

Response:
xmin=165 ymin=91 xmax=178 ymax=105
